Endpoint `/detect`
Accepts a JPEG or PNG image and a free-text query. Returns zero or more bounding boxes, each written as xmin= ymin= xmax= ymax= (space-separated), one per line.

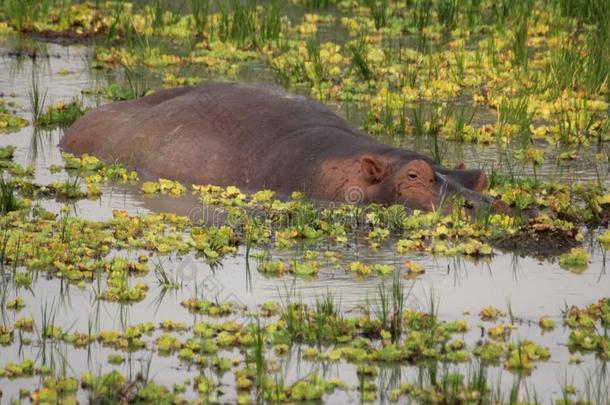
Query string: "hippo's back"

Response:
xmin=61 ymin=83 xmax=363 ymax=188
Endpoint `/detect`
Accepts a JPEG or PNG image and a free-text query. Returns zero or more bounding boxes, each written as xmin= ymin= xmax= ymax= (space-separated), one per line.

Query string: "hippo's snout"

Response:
xmin=435 ymin=171 xmax=508 ymax=214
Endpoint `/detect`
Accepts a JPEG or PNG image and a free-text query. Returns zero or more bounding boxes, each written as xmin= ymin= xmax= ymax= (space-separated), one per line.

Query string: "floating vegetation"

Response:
xmin=559 ymin=247 xmax=589 ymax=272
xmin=141 ymin=178 xmax=187 ymax=196
xmin=0 ymin=98 xmax=28 ymax=132
xmin=0 ymin=0 xmax=610 ymax=403
xmin=564 ymin=298 xmax=610 ymax=359
xmin=35 ymin=98 xmax=87 ymax=128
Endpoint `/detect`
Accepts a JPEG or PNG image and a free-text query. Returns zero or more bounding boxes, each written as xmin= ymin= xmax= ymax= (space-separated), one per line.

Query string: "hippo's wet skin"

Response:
xmin=60 ymin=82 xmax=501 ymax=211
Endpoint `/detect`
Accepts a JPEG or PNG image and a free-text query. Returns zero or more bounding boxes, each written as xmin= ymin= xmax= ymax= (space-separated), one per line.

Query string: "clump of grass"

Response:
xmin=363 ymin=0 xmax=389 ymax=30
xmin=259 ymin=0 xmax=282 ymax=44
xmin=498 ymin=95 xmax=533 ymax=141
xmin=548 ymin=44 xmax=584 ymax=93
xmin=349 ymin=35 xmax=374 ymax=85
xmin=123 ymin=64 xmax=152 ymax=100
xmin=27 ymin=73 xmax=47 ymax=124
xmin=449 ymin=103 xmax=475 ymax=141
xmin=305 ymin=36 xmax=328 ymax=84
xmin=0 ymin=176 xmax=20 ymax=214
xmin=491 ymin=0 xmax=533 ymax=27
xmin=35 ymin=98 xmax=86 ymax=128
xmin=510 ymin=18 xmax=529 ymax=70
xmin=435 ymin=0 xmax=459 ymax=32
xmin=375 ymin=273 xmax=407 ymax=342
xmin=412 ymin=0 xmax=432 ymax=34
xmin=3 ymin=0 xmax=51 ymax=32
xmin=412 ymin=100 xmax=445 ymax=137
xmin=411 ymin=101 xmax=449 ymax=163
xmin=190 ymin=0 xmax=211 ymax=37
xmin=218 ymin=0 xmax=281 ymax=49
xmin=465 ymin=0 xmax=482 ymax=27
xmin=556 ymin=100 xmax=595 ymax=144
xmin=149 ymin=0 xmax=184 ymax=35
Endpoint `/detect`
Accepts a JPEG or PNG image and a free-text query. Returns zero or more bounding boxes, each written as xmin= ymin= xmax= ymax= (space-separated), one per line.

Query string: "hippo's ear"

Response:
xmin=360 ymin=155 xmax=388 ymax=184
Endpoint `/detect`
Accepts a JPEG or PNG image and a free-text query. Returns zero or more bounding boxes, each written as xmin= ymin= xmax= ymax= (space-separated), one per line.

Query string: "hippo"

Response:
xmin=60 ymin=82 xmax=501 ymax=211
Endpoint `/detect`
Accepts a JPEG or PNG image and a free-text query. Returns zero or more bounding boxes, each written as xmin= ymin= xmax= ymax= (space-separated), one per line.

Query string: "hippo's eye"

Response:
xmin=407 ymin=171 xmax=418 ymax=180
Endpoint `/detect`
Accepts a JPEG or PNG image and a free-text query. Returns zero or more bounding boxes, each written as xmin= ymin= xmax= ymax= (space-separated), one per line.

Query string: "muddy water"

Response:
xmin=1 ymin=37 xmax=609 ymax=403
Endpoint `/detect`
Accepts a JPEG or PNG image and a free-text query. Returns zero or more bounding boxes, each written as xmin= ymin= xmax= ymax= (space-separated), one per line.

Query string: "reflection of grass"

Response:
xmin=252 ymin=318 xmax=265 ymax=394
xmin=579 ymin=367 xmax=610 ymax=404
xmin=27 ymin=72 xmax=47 ymax=124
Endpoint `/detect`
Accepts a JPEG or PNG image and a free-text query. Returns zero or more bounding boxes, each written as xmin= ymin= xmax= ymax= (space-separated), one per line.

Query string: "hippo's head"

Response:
xmin=356 ymin=154 xmax=500 ymax=212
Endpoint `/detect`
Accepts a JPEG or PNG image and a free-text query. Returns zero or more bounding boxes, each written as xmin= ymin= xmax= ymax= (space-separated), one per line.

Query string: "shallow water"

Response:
xmin=1 ymin=36 xmax=609 ymax=403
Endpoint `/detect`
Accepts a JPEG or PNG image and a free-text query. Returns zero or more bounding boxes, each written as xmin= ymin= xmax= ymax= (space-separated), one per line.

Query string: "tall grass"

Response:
xmin=498 ymin=95 xmax=534 ymax=147
xmin=259 ymin=0 xmax=282 ymax=44
xmin=362 ymin=0 xmax=389 ymax=30
xmin=412 ymin=0 xmax=432 ymax=34
xmin=150 ymin=0 xmax=165 ymax=33
xmin=510 ymin=18 xmax=529 ymax=70
xmin=449 ymin=103 xmax=475 ymax=141
xmin=349 ymin=36 xmax=374 ymax=85
xmin=218 ymin=0 xmax=281 ymax=49
xmin=2 ymin=0 xmax=51 ymax=32
xmin=548 ymin=44 xmax=584 ymax=93
xmin=190 ymin=0 xmax=211 ymax=37
xmin=435 ymin=0 xmax=459 ymax=32
xmin=491 ymin=0 xmax=533 ymax=27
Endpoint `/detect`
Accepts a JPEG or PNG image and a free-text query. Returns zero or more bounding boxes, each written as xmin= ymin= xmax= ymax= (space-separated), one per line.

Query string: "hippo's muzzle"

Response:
xmin=434 ymin=172 xmax=508 ymax=214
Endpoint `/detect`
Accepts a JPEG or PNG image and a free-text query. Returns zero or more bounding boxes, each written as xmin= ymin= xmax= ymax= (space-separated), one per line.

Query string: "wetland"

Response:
xmin=0 ymin=0 xmax=609 ymax=403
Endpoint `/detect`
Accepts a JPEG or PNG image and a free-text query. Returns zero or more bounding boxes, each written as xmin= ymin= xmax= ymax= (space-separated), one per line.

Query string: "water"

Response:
xmin=1 ymin=37 xmax=609 ymax=403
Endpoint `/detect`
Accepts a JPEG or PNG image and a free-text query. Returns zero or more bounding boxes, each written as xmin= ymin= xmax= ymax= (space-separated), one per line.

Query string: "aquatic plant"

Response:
xmin=0 ymin=2 xmax=609 ymax=402
xmin=0 ymin=176 xmax=20 ymax=214
xmin=35 ymin=98 xmax=86 ymax=128
xmin=27 ymin=73 xmax=47 ymax=125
